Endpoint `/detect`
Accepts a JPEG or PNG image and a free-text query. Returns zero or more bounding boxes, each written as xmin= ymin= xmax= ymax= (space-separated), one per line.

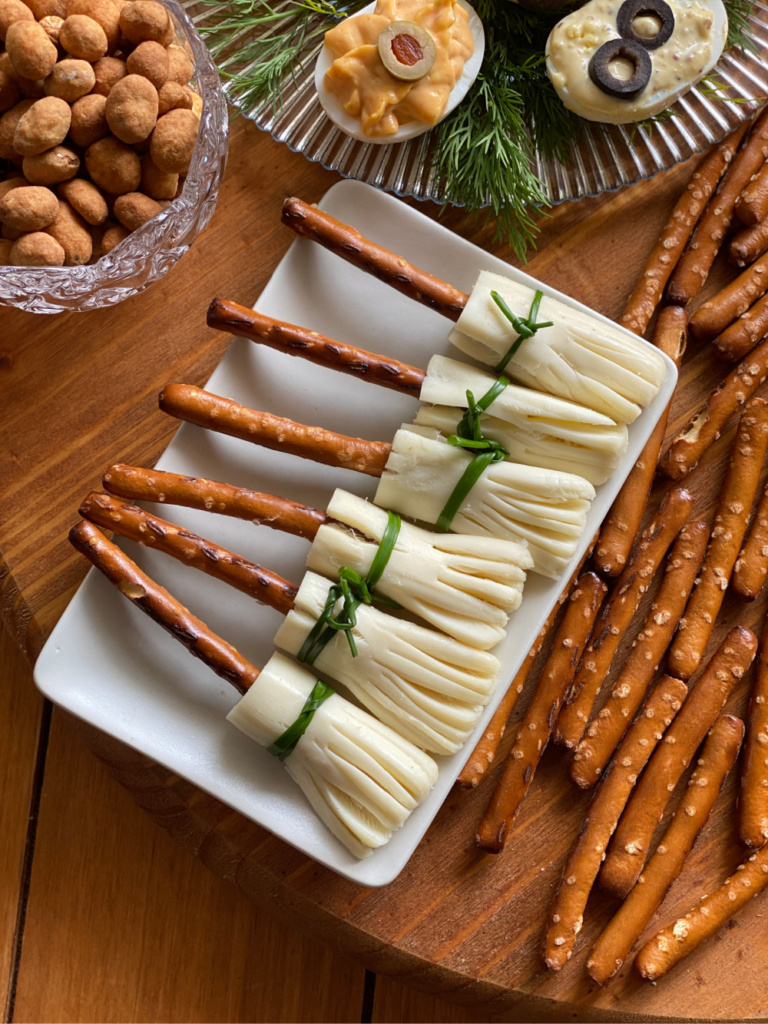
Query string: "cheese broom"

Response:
xmin=69 ymin=519 xmax=439 ymax=859
xmin=157 ymin=385 xmax=597 ymax=579
xmin=279 ymin=199 xmax=667 ymax=424
xmin=101 ymin=465 xmax=531 ymax=651
xmin=206 ymin=301 xmax=629 ymax=486
xmin=79 ymin=492 xmax=501 ymax=755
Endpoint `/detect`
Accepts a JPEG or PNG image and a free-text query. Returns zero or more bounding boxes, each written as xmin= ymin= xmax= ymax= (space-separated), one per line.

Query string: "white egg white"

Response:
xmin=315 ymin=0 xmax=485 ymax=145
xmin=545 ymin=0 xmax=728 ymax=124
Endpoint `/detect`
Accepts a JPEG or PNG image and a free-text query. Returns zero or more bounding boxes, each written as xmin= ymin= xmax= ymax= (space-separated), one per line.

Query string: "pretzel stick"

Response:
xmin=635 ymin=843 xmax=768 ymax=981
xmin=689 ymin=254 xmax=768 ymax=342
xmin=712 ymin=292 xmax=768 ymax=361
xmin=599 ymin=625 xmax=758 ymax=900
xmin=206 ymin=299 xmax=425 ymax=396
xmin=587 ymin=714 xmax=744 ymax=985
xmin=69 ymin=520 xmax=259 ymax=694
xmin=281 ymin=198 xmax=469 ymax=321
xmin=554 ymin=486 xmax=694 ymax=750
xmin=659 ymin=335 xmax=768 ymax=479
xmin=476 ymin=572 xmax=607 ymax=852
xmin=79 ymin=492 xmax=299 ymax=615
xmin=666 ymin=111 xmax=768 ymax=305
xmin=543 ymin=675 xmax=688 ymax=972
xmin=738 ymin=617 xmax=768 ymax=846
xmin=102 ymin=464 xmax=327 ymax=541
xmin=729 ymin=218 xmax=768 ymax=269
xmin=159 ymin=385 xmax=391 ymax=477
xmin=571 ymin=519 xmax=708 ymax=789
xmin=594 ymin=307 xmax=688 ymax=577
xmin=457 ymin=538 xmax=598 ymax=789
xmin=620 ymin=127 xmax=749 ymax=335
xmin=667 ymin=398 xmax=768 ymax=681
xmin=735 ymin=160 xmax=768 ymax=226
xmin=733 ymin=485 xmax=768 ymax=600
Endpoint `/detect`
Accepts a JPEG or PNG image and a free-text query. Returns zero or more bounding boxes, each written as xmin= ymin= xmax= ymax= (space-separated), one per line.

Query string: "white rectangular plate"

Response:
xmin=35 ymin=179 xmax=677 ymax=887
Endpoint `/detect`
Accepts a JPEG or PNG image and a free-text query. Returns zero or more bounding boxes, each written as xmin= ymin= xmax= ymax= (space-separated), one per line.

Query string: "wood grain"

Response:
xmin=3 ymin=117 xmax=768 ymax=1021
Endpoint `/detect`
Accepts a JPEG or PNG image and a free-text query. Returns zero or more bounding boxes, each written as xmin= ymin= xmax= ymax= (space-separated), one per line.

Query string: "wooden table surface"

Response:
xmin=3 ymin=113 xmax=768 ymax=1023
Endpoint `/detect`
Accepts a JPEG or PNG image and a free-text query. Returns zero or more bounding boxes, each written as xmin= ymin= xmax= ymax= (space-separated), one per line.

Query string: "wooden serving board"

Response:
xmin=3 ymin=116 xmax=767 ymax=1021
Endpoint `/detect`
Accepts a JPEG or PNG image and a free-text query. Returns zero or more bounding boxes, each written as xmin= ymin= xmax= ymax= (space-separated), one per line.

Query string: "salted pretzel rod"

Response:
xmin=457 ymin=538 xmax=598 ymax=789
xmin=738 ymin=617 xmax=768 ymax=847
xmin=571 ymin=519 xmax=708 ymax=789
xmin=659 ymin=335 xmax=768 ymax=479
xmin=599 ymin=625 xmax=758 ymax=900
xmin=543 ymin=675 xmax=688 ymax=972
xmin=667 ymin=398 xmax=768 ymax=681
xmin=159 ymin=385 xmax=391 ymax=477
xmin=619 ymin=127 xmax=749 ymax=335
xmin=689 ymin=253 xmax=768 ymax=343
xmin=733 ymin=485 xmax=768 ymax=600
xmin=102 ymin=464 xmax=328 ymax=540
xmin=729 ymin=218 xmax=768 ymax=269
xmin=712 ymin=292 xmax=768 ymax=361
xmin=79 ymin=492 xmax=299 ymax=614
xmin=635 ymin=843 xmax=768 ymax=981
xmin=281 ymin=197 xmax=469 ymax=321
xmin=666 ymin=110 xmax=768 ymax=306
xmin=70 ymin=519 xmax=259 ymax=693
xmin=554 ymin=486 xmax=694 ymax=751
xmin=586 ymin=714 xmax=744 ymax=985
xmin=206 ymin=298 xmax=425 ymax=396
xmin=594 ymin=306 xmax=688 ymax=577
xmin=476 ymin=573 xmax=607 ymax=852
xmin=735 ymin=161 xmax=768 ymax=226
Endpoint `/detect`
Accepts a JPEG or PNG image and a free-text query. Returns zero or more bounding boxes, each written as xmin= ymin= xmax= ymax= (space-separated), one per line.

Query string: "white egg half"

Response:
xmin=545 ymin=0 xmax=728 ymax=124
xmin=315 ymin=0 xmax=485 ymax=145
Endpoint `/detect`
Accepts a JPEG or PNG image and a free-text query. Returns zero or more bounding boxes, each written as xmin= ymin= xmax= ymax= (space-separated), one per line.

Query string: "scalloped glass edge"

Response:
xmin=0 ymin=0 xmax=229 ymax=314
xmin=181 ymin=0 xmax=768 ymax=209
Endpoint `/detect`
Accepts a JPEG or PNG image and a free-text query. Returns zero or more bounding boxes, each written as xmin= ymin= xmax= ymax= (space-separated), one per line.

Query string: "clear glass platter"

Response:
xmin=181 ymin=0 xmax=768 ymax=205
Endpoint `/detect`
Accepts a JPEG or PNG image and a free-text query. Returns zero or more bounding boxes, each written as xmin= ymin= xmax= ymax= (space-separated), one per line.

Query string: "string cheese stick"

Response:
xmin=635 ymin=843 xmax=768 ymax=981
xmin=668 ymin=398 xmax=768 ymax=681
xmin=476 ymin=573 xmax=607 ymax=852
xmin=554 ymin=486 xmax=693 ymax=750
xmin=729 ymin=218 xmax=768 ymax=269
xmin=735 ymin=161 xmax=768 ymax=226
xmin=712 ymin=291 xmax=768 ymax=361
xmin=206 ymin=298 xmax=426 ymax=396
xmin=659 ymin=336 xmax=768 ymax=479
xmin=159 ymin=384 xmax=392 ymax=477
xmin=733 ymin=484 xmax=768 ymax=600
xmin=738 ymin=617 xmax=768 ymax=847
xmin=587 ymin=714 xmax=744 ymax=985
xmin=689 ymin=254 xmax=768 ymax=343
xmin=571 ymin=519 xmax=708 ymax=789
xmin=599 ymin=626 xmax=758 ymax=900
xmin=543 ymin=675 xmax=688 ymax=972
xmin=457 ymin=537 xmax=598 ymax=789
xmin=666 ymin=111 xmax=768 ymax=306
xmin=103 ymin=463 xmax=328 ymax=540
xmin=620 ymin=126 xmax=749 ymax=336
xmin=594 ymin=306 xmax=688 ymax=577
xmin=281 ymin=197 xmax=469 ymax=320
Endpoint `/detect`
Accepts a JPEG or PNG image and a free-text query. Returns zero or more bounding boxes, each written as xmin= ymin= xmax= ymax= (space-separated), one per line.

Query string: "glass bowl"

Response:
xmin=0 ymin=0 xmax=228 ymax=314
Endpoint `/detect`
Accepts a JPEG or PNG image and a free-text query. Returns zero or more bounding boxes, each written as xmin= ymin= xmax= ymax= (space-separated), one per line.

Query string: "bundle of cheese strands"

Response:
xmin=69 ymin=520 xmax=438 ymax=859
xmin=102 ymin=467 xmax=532 ymax=650
xmin=375 ymin=424 xmax=595 ymax=578
xmin=80 ymin=493 xmax=501 ymax=754
xmin=206 ymin=302 xmax=629 ymax=485
xmin=158 ymin=386 xmax=596 ymax=579
xmin=449 ymin=272 xmax=667 ymax=424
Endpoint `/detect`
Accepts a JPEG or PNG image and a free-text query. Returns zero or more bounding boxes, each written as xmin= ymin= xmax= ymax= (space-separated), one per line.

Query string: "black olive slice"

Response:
xmin=588 ymin=38 xmax=652 ymax=98
xmin=378 ymin=21 xmax=437 ymax=81
xmin=616 ymin=0 xmax=675 ymax=50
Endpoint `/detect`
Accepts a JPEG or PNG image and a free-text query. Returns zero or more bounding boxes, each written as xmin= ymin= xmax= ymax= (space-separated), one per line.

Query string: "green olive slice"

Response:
xmin=378 ymin=21 xmax=437 ymax=81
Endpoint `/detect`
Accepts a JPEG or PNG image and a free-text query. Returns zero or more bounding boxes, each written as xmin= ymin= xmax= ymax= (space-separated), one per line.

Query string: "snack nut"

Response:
xmin=0 ymin=0 xmax=202 ymax=268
